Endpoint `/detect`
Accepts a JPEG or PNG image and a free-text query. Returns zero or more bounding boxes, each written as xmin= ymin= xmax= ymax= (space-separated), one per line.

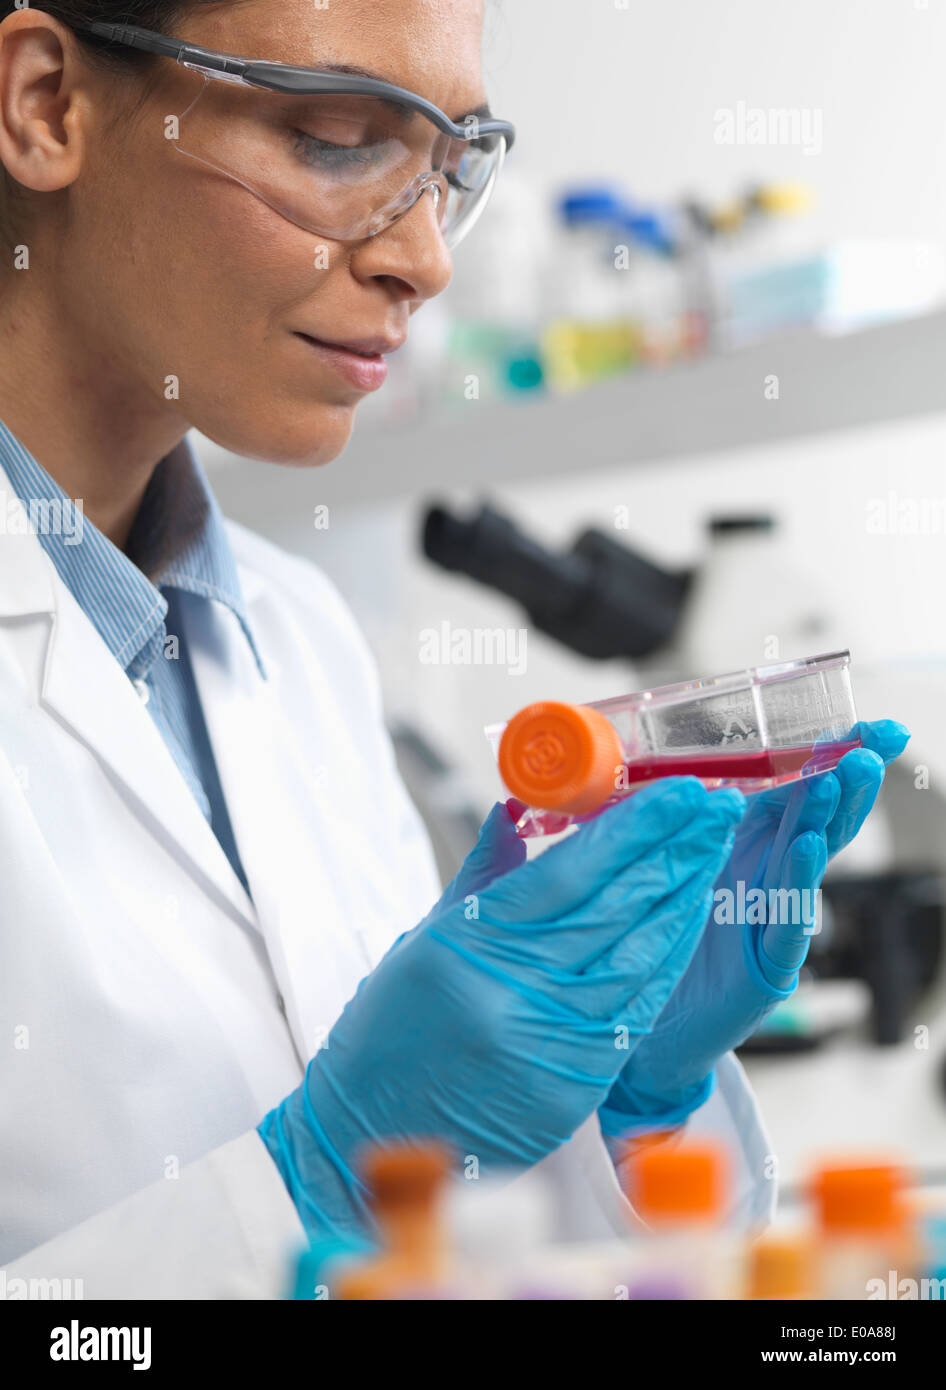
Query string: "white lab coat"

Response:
xmin=0 ymin=447 xmax=775 ymax=1298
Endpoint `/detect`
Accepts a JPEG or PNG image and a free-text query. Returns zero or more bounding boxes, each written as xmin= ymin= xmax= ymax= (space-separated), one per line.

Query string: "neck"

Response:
xmin=0 ymin=274 xmax=189 ymax=549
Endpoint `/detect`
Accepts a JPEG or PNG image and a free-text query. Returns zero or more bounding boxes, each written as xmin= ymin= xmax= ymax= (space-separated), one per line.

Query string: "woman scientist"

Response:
xmin=0 ymin=1 xmax=906 ymax=1297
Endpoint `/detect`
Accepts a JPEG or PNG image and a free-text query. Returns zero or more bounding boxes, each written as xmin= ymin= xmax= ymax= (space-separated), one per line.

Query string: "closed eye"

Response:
xmin=291 ymin=131 xmax=390 ymax=170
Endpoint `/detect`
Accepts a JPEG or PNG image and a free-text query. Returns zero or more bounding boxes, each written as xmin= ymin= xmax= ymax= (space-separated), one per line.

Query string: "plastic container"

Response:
xmin=333 ymin=1142 xmax=457 ymax=1300
xmin=619 ymin=1141 xmax=737 ymax=1299
xmin=540 ymin=187 xmax=641 ymax=392
xmin=486 ymin=649 xmax=860 ymax=839
xmin=811 ymin=1160 xmax=919 ymax=1300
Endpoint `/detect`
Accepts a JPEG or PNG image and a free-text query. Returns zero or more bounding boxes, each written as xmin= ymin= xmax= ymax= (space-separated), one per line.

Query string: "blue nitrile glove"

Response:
xmin=258 ymin=777 xmax=747 ymax=1242
xmin=599 ymin=720 xmax=910 ymax=1139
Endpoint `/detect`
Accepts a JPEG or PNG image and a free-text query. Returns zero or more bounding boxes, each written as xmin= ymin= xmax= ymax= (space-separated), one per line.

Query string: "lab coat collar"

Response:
xmin=0 ymin=420 xmax=266 ymax=682
xmin=0 ymin=460 xmax=58 ymax=617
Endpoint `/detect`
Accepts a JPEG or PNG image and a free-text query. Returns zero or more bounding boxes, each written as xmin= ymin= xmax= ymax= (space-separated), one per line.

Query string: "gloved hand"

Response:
xmin=599 ymin=720 xmax=910 ymax=1139
xmin=259 ymin=777 xmax=747 ymax=1241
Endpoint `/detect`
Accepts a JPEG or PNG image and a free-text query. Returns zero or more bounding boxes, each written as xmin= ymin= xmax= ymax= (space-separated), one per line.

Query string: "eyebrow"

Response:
xmin=318 ymin=63 xmax=493 ymax=124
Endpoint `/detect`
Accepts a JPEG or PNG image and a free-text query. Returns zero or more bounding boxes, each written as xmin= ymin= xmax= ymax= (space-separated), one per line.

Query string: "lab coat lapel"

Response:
xmin=38 ymin=562 xmax=259 ymax=933
xmin=184 ymin=592 xmax=374 ymax=1063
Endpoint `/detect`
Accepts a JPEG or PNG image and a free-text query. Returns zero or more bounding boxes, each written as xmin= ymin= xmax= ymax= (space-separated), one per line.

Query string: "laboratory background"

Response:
xmin=199 ymin=0 xmax=946 ymax=1294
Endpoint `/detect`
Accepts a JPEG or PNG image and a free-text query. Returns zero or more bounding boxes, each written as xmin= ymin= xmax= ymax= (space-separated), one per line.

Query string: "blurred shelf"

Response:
xmin=198 ymin=308 xmax=946 ymax=518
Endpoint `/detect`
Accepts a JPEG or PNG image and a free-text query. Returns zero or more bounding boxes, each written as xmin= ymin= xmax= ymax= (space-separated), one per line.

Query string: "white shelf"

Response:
xmin=198 ymin=308 xmax=946 ymax=518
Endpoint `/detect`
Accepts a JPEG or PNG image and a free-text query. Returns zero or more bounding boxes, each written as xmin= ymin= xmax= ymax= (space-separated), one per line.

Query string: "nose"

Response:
xmin=350 ymin=183 xmax=453 ymax=304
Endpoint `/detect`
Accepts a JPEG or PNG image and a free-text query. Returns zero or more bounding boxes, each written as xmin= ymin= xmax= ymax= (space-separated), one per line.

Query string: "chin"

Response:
xmin=196 ymin=402 xmax=357 ymax=467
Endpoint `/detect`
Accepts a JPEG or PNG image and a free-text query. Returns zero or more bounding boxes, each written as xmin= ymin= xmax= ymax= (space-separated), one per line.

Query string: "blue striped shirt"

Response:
xmin=0 ymin=420 xmax=264 ymax=896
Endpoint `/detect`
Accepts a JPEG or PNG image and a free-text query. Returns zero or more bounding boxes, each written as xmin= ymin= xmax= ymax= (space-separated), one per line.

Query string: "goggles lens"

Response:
xmin=173 ymin=79 xmax=506 ymax=249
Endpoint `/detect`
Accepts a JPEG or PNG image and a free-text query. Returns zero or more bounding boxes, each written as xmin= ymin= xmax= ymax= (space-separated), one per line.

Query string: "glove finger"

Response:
xmin=853 ymin=719 xmax=910 ymax=766
xmin=717 ymin=719 xmax=905 ymax=856
xmin=437 ymin=802 xmax=527 ymax=912
xmin=760 ymin=771 xmax=840 ymax=894
xmin=481 ymin=779 xmax=745 ymax=926
xmin=824 ymin=749 xmax=885 ymax=859
xmin=759 ymin=830 xmax=828 ymax=989
xmin=818 ymin=714 xmax=908 ymax=858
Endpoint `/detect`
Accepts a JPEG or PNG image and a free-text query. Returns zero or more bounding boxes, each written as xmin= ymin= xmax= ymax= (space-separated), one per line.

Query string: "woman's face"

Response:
xmin=57 ymin=0 xmax=486 ymax=465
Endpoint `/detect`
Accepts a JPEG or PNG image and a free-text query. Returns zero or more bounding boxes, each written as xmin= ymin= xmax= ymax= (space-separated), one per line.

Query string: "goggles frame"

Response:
xmin=73 ymin=22 xmax=516 ymax=149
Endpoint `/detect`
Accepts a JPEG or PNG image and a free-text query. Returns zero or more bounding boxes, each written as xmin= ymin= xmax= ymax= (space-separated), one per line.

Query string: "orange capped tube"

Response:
xmin=619 ymin=1141 xmax=734 ymax=1299
xmin=809 ymin=1159 xmax=918 ymax=1300
xmin=627 ymin=1141 xmax=729 ymax=1225
xmin=335 ymin=1142 xmax=452 ymax=1300
xmin=497 ymin=701 xmax=624 ymax=817
xmin=812 ymin=1161 xmax=908 ymax=1235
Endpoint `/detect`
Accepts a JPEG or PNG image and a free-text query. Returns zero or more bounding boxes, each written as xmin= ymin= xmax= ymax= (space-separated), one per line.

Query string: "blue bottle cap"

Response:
xmin=558 ymin=187 xmax=628 ymax=226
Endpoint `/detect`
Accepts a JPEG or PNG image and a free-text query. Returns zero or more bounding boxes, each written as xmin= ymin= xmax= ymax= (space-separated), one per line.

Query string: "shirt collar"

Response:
xmin=0 ymin=420 xmax=266 ymax=680
xmin=125 ymin=435 xmax=266 ymax=678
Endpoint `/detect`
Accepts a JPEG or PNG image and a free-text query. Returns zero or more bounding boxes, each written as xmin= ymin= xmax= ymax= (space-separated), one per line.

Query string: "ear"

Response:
xmin=0 ymin=12 xmax=88 ymax=195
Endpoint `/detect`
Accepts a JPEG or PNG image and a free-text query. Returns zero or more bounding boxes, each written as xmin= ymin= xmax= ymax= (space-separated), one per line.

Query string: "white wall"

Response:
xmin=481 ymin=0 xmax=946 ymax=245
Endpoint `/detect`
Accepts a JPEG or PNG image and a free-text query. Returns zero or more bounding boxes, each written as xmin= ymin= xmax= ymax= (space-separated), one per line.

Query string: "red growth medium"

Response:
xmin=507 ymin=737 xmax=861 ymax=838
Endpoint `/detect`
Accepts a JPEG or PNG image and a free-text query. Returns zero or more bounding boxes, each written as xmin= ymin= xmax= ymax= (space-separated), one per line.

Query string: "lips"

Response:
xmin=297 ymin=332 xmax=406 ymax=357
xmin=294 ymin=332 xmax=400 ymax=392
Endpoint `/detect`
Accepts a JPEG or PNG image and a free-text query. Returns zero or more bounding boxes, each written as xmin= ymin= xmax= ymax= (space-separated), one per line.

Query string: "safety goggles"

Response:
xmin=74 ymin=22 xmax=516 ymax=249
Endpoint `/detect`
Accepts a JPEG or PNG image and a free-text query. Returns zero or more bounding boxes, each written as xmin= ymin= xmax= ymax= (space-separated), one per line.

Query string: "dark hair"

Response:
xmin=0 ymin=3 xmax=224 ymax=59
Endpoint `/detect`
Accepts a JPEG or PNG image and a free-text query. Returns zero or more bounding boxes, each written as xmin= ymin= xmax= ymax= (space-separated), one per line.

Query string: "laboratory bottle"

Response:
xmin=334 ymin=1142 xmax=458 ymax=1300
xmin=620 ymin=1140 xmax=736 ymax=1299
xmin=811 ymin=1161 xmax=919 ymax=1301
xmin=540 ymin=187 xmax=639 ymax=392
